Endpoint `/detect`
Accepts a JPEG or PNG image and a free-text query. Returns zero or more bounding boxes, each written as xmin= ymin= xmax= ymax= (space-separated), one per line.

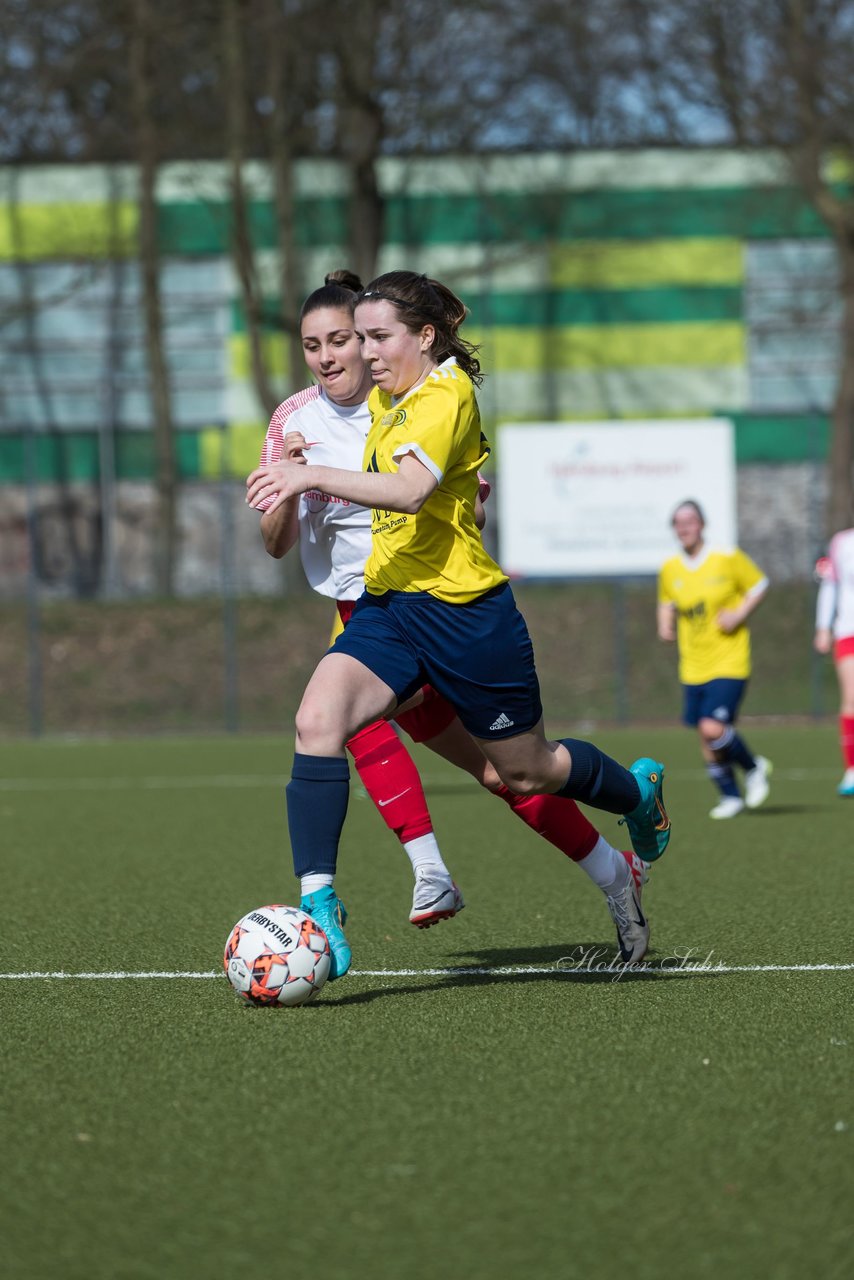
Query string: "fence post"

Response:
xmin=809 ymin=416 xmax=831 ymax=720
xmin=613 ymin=578 xmax=629 ymax=724
xmin=24 ymin=421 xmax=43 ymax=737
xmin=220 ymin=421 xmax=240 ymax=733
xmin=98 ymin=246 xmax=126 ymax=600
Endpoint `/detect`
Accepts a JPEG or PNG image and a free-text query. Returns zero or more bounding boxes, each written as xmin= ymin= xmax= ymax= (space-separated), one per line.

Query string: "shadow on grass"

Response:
xmin=313 ymin=940 xmax=730 ymax=1006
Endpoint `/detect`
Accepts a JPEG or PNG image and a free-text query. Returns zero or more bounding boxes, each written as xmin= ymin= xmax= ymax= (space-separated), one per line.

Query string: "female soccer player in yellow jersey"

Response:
xmin=253 ymin=271 xmax=650 ymax=963
xmin=247 ymin=271 xmax=670 ymax=978
xmin=658 ymin=499 xmax=772 ymax=820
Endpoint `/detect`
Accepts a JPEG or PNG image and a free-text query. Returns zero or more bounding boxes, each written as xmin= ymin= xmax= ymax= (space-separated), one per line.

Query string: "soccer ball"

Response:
xmin=223 ymin=904 xmax=331 ymax=1007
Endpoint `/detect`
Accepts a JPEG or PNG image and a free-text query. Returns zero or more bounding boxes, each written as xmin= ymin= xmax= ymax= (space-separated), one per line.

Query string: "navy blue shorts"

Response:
xmin=329 ymin=583 xmax=543 ymax=740
xmin=682 ymin=678 xmax=748 ymax=727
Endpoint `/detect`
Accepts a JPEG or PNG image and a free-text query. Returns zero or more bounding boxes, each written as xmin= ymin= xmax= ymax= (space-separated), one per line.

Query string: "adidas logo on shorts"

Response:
xmin=489 ymin=712 xmax=515 ymax=732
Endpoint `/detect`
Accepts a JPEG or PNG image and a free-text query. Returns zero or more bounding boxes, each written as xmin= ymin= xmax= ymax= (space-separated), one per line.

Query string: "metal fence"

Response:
xmin=4 ymin=557 xmax=834 ymax=739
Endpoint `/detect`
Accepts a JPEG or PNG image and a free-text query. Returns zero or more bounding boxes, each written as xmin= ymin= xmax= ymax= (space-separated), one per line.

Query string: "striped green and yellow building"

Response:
xmin=0 ymin=149 xmax=840 ymax=488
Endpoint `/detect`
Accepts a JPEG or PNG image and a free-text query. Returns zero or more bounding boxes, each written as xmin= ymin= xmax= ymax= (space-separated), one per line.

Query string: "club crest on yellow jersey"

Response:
xmin=381 ymin=408 xmax=408 ymax=428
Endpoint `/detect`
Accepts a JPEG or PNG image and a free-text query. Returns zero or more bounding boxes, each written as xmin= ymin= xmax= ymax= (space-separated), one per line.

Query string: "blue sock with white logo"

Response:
xmin=709 ymin=724 xmax=756 ymax=775
xmin=286 ymin=753 xmax=350 ymax=877
xmin=707 ymin=761 xmax=740 ymax=798
xmin=725 ymin=732 xmax=756 ymax=773
xmin=556 ymin=739 xmax=641 ymax=814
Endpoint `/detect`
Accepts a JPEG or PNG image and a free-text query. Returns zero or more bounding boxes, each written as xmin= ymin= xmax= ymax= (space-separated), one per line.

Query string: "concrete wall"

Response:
xmin=0 ymin=461 xmax=828 ymax=601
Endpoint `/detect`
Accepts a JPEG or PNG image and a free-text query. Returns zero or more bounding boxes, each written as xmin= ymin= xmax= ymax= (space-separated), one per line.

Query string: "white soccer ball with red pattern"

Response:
xmin=223 ymin=904 xmax=331 ymax=1006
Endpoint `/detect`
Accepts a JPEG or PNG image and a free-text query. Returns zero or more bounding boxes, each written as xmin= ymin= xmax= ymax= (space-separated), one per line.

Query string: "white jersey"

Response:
xmin=816 ymin=527 xmax=854 ymax=639
xmin=258 ymin=387 xmax=372 ymax=600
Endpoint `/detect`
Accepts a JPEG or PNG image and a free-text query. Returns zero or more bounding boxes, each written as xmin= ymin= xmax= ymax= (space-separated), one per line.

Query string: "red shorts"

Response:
xmin=835 ymin=635 xmax=854 ymax=662
xmin=335 ymin=599 xmax=458 ymax=742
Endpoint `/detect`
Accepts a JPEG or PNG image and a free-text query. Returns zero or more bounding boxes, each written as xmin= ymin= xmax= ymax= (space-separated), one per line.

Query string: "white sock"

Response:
xmin=403 ymin=832 xmax=450 ymax=877
xmin=576 ymin=837 xmax=630 ymax=896
xmin=300 ymin=872 xmax=334 ymax=898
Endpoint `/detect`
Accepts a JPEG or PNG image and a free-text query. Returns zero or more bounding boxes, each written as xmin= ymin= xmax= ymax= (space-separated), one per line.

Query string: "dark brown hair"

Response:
xmin=671 ymin=499 xmax=706 ymax=527
xmin=356 ymin=270 xmax=482 ymax=386
xmin=299 ymin=269 xmax=363 ymax=323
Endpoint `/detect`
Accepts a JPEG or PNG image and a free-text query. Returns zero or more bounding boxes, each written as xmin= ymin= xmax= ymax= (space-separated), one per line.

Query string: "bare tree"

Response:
xmin=264 ymin=9 xmax=308 ymax=399
xmin=328 ymin=0 xmax=385 ymax=282
xmin=222 ymin=0 xmax=281 ymax=421
xmin=226 ymin=0 xmax=387 ymax=421
xmin=129 ymin=0 xmax=178 ymax=595
xmin=633 ymin=0 xmax=854 ymax=533
xmin=3 ymin=177 xmax=99 ymax=594
xmin=20 ymin=0 xmax=854 ymax=573
xmin=780 ymin=0 xmax=854 ymax=534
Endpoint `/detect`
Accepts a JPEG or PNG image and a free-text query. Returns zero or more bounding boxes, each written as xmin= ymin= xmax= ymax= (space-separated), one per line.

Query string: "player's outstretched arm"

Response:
xmin=247 ymin=451 xmax=438 ymax=516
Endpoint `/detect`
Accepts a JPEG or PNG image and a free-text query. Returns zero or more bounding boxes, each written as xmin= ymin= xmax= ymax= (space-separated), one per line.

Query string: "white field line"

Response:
xmin=0 ymin=775 xmax=285 ymax=792
xmin=1 ymin=963 xmax=853 ymax=981
xmin=0 ymin=766 xmax=844 ymax=793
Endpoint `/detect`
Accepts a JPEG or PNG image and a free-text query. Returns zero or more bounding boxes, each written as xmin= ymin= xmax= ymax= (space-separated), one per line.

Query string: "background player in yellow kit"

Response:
xmin=658 ymin=499 xmax=772 ymax=820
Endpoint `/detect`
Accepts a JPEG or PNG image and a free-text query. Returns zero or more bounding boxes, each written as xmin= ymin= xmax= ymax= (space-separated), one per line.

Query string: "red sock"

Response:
xmin=494 ymin=784 xmax=599 ymax=861
xmin=841 ymin=715 xmax=854 ymax=768
xmin=347 ymin=719 xmax=434 ymax=843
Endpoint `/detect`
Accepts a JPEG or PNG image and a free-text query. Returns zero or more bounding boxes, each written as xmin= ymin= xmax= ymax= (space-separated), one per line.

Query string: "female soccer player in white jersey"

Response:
xmin=814 ymin=527 xmax=854 ymax=795
xmin=247 ymin=271 xmax=669 ymax=978
xmin=658 ymin=499 xmax=772 ymax=819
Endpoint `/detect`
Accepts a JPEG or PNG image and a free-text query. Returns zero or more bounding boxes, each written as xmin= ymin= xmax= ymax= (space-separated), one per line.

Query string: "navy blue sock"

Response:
xmin=709 ymin=724 xmax=756 ymax=774
xmin=286 ymin=753 xmax=350 ymax=877
xmin=707 ymin=761 xmax=740 ymax=798
xmin=726 ymin=732 xmax=756 ymax=773
xmin=556 ymin=738 xmax=641 ymax=814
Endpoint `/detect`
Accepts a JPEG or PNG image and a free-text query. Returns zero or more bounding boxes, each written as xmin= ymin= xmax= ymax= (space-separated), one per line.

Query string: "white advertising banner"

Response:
xmin=496 ymin=419 xmax=736 ymax=578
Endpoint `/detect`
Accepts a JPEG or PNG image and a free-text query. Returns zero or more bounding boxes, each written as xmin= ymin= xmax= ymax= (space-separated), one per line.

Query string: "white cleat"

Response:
xmin=606 ymin=870 xmax=649 ymax=965
xmin=710 ymin=795 xmax=745 ymax=820
xmin=745 ymin=756 xmax=772 ymax=809
xmin=409 ymin=868 xmax=465 ymax=929
xmin=621 ymin=848 xmax=650 ymax=890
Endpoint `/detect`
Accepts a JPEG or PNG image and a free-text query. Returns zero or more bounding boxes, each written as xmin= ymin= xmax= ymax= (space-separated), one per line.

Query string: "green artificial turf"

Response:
xmin=1 ymin=727 xmax=852 ymax=1279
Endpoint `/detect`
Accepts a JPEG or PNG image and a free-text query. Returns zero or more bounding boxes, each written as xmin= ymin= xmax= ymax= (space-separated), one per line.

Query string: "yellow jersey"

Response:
xmin=362 ymin=360 xmax=507 ymax=603
xmin=658 ymin=546 xmax=767 ymax=683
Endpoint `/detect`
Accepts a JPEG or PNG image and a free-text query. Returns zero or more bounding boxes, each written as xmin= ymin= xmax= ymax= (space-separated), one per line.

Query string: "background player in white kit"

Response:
xmin=814 ymin=527 xmax=854 ymax=795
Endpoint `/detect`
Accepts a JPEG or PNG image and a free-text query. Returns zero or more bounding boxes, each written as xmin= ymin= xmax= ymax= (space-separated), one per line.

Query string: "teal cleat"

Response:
xmin=620 ymin=757 xmax=671 ymax=862
xmin=838 ymin=768 xmax=854 ymax=797
xmin=300 ymin=887 xmax=351 ymax=980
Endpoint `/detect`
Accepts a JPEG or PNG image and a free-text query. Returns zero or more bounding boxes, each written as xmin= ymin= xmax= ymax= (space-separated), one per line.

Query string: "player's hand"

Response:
xmin=284 ymin=430 xmax=310 ymax=464
xmin=716 ymin=608 xmax=743 ymax=634
xmin=814 ymin=627 xmax=833 ymax=655
xmin=245 ymin=461 xmax=307 ymax=512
